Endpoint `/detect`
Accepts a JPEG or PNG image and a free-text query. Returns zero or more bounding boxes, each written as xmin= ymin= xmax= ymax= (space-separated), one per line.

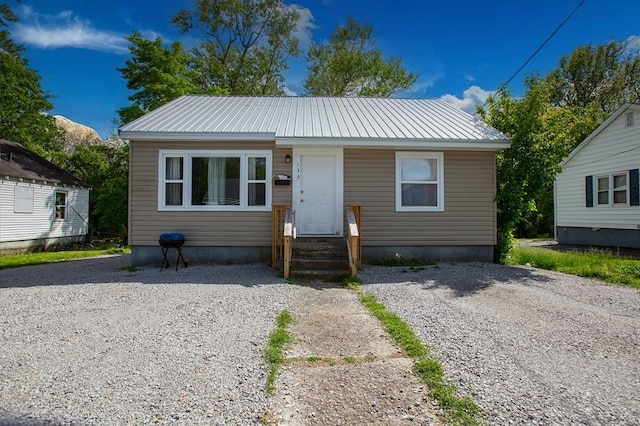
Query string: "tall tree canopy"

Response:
xmin=483 ymin=40 xmax=640 ymax=260
xmin=545 ymin=41 xmax=640 ymax=113
xmin=304 ymin=18 xmax=417 ymax=97
xmin=172 ymin=0 xmax=300 ymax=95
xmin=117 ymin=31 xmax=212 ymax=125
xmin=62 ymin=140 xmax=129 ymax=240
xmin=0 ymin=3 xmax=60 ymax=156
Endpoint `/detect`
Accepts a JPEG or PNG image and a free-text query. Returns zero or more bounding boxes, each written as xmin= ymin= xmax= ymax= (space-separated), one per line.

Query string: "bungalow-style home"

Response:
xmin=0 ymin=139 xmax=90 ymax=253
xmin=119 ymin=96 xmax=510 ymax=267
xmin=555 ymin=103 xmax=640 ymax=249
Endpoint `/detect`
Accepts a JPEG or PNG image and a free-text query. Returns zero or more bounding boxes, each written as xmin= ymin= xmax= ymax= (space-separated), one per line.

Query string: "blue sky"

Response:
xmin=8 ymin=0 xmax=640 ymax=139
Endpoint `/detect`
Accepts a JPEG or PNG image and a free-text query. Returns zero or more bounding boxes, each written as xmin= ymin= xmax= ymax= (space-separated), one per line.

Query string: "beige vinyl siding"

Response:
xmin=556 ymin=109 xmax=640 ymax=229
xmin=344 ymin=149 xmax=496 ymax=246
xmin=0 ymin=180 xmax=89 ymax=243
xmin=129 ymin=140 xmax=291 ymax=246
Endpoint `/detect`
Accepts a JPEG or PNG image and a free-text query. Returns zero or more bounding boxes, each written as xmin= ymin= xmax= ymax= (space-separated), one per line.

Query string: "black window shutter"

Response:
xmin=630 ymin=169 xmax=639 ymax=206
xmin=585 ymin=175 xmax=593 ymax=207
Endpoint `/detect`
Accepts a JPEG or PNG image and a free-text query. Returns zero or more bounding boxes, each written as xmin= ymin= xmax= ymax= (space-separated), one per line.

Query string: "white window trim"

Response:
xmin=395 ymin=151 xmax=444 ymax=212
xmin=158 ymin=149 xmax=272 ymax=211
xmin=595 ymin=171 xmax=629 ymax=207
xmin=14 ymin=185 xmax=34 ymax=213
xmin=55 ymin=191 xmax=68 ymax=220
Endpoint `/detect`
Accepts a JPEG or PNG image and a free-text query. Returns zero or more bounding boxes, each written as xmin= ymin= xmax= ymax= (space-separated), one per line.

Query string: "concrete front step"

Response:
xmin=290 ymin=237 xmax=350 ymax=280
xmin=292 ymin=258 xmax=350 ymax=270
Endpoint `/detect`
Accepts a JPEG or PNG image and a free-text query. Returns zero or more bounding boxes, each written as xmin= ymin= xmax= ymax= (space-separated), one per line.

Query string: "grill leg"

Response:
xmin=176 ymin=247 xmax=188 ymax=270
xmin=160 ymin=247 xmax=171 ymax=272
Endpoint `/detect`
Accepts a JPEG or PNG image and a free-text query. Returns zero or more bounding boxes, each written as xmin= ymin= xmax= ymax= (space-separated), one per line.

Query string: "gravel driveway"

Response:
xmin=0 ymin=255 xmax=303 ymax=425
xmin=360 ymin=263 xmax=640 ymax=425
xmin=1 ymin=257 xmax=639 ymax=425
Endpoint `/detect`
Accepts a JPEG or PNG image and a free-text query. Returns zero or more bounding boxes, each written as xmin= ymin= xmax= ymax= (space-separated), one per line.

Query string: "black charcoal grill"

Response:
xmin=159 ymin=233 xmax=188 ymax=271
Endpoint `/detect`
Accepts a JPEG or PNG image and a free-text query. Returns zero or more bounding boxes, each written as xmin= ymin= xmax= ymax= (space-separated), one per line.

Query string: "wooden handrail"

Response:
xmin=346 ymin=205 xmax=362 ymax=277
xmin=283 ymin=208 xmax=293 ymax=279
xmin=272 ymin=205 xmax=290 ymax=268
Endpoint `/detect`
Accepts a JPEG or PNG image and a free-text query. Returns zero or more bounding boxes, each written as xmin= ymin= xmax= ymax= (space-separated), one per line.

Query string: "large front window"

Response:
xmin=395 ymin=152 xmax=444 ymax=212
xmin=159 ymin=150 xmax=271 ymax=211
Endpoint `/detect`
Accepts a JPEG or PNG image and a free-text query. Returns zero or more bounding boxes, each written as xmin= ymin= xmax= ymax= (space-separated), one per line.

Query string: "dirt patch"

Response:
xmin=267 ymin=283 xmax=443 ymax=425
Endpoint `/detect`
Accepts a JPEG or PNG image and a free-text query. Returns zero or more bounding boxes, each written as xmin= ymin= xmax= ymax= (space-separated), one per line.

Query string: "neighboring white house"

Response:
xmin=0 ymin=139 xmax=91 ymax=253
xmin=555 ymin=103 xmax=640 ymax=249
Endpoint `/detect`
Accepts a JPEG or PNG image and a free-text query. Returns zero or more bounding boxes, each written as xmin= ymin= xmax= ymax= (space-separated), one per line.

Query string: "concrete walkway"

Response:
xmin=268 ymin=284 xmax=442 ymax=425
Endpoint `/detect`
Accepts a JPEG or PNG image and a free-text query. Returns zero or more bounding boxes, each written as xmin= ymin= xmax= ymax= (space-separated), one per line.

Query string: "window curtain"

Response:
xmin=165 ymin=157 xmax=182 ymax=206
xmin=209 ymin=157 xmax=226 ymax=205
xmin=401 ymin=158 xmax=437 ymax=206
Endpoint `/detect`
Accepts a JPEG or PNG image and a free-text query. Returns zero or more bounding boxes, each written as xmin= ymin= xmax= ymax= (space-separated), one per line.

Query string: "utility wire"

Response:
xmin=500 ymin=0 xmax=587 ymax=90
xmin=475 ymin=0 xmax=587 ymax=115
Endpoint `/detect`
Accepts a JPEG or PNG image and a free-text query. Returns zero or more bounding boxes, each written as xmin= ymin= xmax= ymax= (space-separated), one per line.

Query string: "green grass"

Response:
xmin=511 ymin=246 xmax=640 ymax=288
xmin=264 ymin=310 xmax=294 ymax=394
xmin=0 ymin=247 xmax=130 ymax=270
xmin=350 ymin=283 xmax=482 ymax=425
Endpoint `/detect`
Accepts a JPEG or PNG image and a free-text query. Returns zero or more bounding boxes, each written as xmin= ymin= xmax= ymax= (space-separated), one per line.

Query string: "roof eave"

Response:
xmin=276 ymin=137 xmax=511 ymax=150
xmin=118 ymin=131 xmax=276 ymax=142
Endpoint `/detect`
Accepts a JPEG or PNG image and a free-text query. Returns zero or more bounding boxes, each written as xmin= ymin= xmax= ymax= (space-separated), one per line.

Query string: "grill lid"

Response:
xmin=159 ymin=233 xmax=185 ymax=242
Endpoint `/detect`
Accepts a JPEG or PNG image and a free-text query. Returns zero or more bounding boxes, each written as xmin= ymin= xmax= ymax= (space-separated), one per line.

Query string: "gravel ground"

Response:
xmin=0 ymin=255 xmax=303 ymax=425
xmin=360 ymin=263 xmax=640 ymax=425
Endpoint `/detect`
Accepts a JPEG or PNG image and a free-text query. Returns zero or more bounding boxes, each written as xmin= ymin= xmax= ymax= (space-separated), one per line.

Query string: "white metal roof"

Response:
xmin=119 ymin=96 xmax=510 ymax=149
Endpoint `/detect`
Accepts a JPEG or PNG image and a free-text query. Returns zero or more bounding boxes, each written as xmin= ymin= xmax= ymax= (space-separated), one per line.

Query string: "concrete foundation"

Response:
xmin=132 ymin=244 xmax=495 ymax=267
xmin=0 ymin=235 xmax=88 ymax=255
xmin=556 ymin=226 xmax=640 ymax=249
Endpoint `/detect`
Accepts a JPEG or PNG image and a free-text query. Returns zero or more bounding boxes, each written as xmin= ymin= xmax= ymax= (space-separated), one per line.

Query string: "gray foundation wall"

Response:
xmin=132 ymin=246 xmax=272 ymax=267
xmin=133 ymin=244 xmax=494 ymax=267
xmin=556 ymin=227 xmax=640 ymax=249
xmin=0 ymin=235 xmax=87 ymax=255
xmin=363 ymin=245 xmax=494 ymax=263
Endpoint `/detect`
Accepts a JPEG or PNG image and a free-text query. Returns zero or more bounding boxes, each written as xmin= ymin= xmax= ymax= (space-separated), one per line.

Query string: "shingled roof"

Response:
xmin=0 ymin=139 xmax=90 ymax=188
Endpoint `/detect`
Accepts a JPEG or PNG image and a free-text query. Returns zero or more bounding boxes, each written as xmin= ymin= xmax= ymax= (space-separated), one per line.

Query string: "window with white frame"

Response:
xmin=158 ymin=150 xmax=271 ymax=210
xmin=55 ymin=191 xmax=67 ymax=219
xmin=596 ymin=172 xmax=628 ymax=206
xmin=395 ymin=152 xmax=444 ymax=212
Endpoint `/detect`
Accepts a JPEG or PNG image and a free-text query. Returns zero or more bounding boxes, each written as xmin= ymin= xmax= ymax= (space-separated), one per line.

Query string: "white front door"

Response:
xmin=293 ymin=149 xmax=343 ymax=236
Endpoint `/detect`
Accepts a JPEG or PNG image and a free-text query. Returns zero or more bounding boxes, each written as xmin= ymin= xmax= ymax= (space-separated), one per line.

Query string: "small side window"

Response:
xmin=55 ymin=192 xmax=67 ymax=220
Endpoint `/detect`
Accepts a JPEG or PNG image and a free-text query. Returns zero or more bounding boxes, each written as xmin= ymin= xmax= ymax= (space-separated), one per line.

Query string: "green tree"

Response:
xmin=482 ymin=79 xmax=567 ymax=262
xmin=117 ymin=31 xmax=213 ymax=125
xmin=172 ymin=0 xmax=300 ymax=95
xmin=304 ymin=18 xmax=417 ymax=97
xmin=514 ymin=42 xmax=640 ymax=238
xmin=0 ymin=3 xmax=61 ymax=156
xmin=63 ymin=141 xmax=129 ymax=241
xmin=545 ymin=41 xmax=640 ymax=113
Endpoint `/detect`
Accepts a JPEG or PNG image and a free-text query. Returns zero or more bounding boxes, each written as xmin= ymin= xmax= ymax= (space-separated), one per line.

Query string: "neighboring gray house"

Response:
xmin=0 ymin=140 xmax=90 ymax=253
xmin=119 ymin=96 xmax=510 ymax=266
xmin=555 ymin=103 xmax=640 ymax=249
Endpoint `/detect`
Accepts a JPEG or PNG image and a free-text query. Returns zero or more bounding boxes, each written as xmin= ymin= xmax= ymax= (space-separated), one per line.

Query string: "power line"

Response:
xmin=500 ymin=0 xmax=587 ymax=90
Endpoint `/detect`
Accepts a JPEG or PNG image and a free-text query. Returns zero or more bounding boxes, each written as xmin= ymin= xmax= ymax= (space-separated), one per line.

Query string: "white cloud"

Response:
xmin=13 ymin=6 xmax=128 ymax=53
xmin=288 ymin=4 xmax=316 ymax=51
xmin=440 ymin=85 xmax=495 ymax=114
xmin=464 ymin=74 xmax=475 ymax=83
xmin=283 ymin=86 xmax=297 ymax=96
xmin=624 ymin=35 xmax=640 ymax=54
xmin=405 ymin=81 xmax=435 ymax=94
